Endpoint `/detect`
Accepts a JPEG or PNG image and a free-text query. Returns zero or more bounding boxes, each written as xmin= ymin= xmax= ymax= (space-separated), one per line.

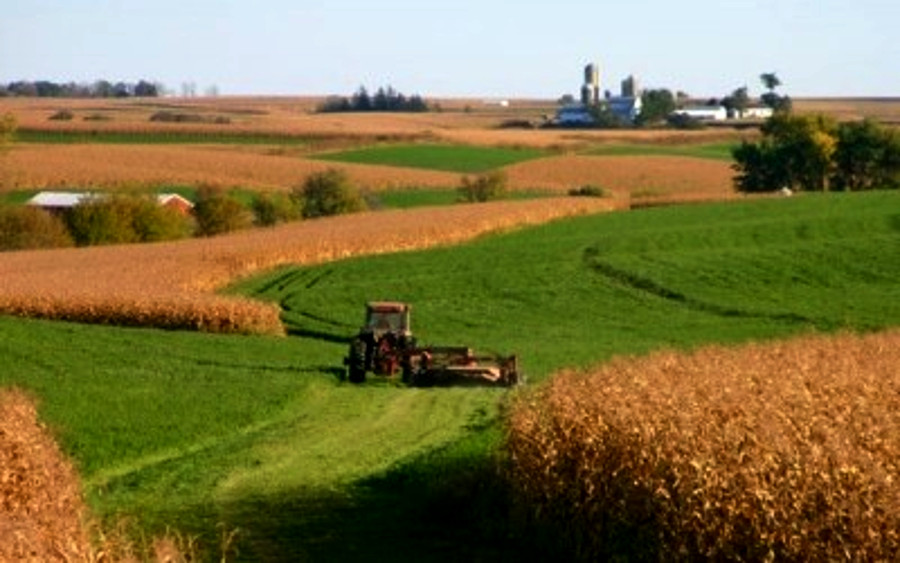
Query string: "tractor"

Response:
xmin=343 ymin=301 xmax=520 ymax=387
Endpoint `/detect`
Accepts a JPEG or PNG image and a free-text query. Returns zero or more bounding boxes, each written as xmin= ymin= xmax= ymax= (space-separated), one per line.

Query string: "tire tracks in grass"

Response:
xmin=582 ymin=246 xmax=831 ymax=329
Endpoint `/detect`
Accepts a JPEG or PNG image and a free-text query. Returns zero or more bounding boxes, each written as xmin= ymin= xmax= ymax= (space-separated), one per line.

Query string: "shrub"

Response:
xmin=568 ymin=185 xmax=607 ymax=198
xmin=63 ymin=195 xmax=195 ymax=246
xmin=149 ymin=111 xmax=231 ymax=125
xmin=64 ymin=197 xmax=139 ymax=246
xmin=0 ymin=205 xmax=74 ymax=250
xmin=49 ymin=109 xmax=75 ymax=121
xmin=131 ymin=198 xmax=194 ymax=242
xmin=293 ymin=169 xmax=366 ymax=219
xmin=193 ymin=186 xmax=253 ymax=236
xmin=458 ymin=170 xmax=508 ymax=202
xmin=252 ymin=192 xmax=300 ymax=226
xmin=0 ymin=112 xmax=16 ymax=148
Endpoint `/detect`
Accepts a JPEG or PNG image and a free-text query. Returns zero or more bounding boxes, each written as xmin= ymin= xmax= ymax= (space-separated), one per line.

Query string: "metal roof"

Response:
xmin=26 ymin=191 xmax=100 ymax=208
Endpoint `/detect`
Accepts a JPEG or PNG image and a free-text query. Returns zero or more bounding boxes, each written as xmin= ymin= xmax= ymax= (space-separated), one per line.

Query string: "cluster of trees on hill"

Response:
xmin=0 ymin=170 xmax=370 ymax=251
xmin=0 ymin=80 xmax=161 ymax=98
xmin=318 ymin=85 xmax=429 ymax=113
xmin=733 ymin=114 xmax=900 ymax=192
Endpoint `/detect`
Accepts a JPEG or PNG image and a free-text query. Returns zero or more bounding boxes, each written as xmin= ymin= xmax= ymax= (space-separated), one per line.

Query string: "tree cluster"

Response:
xmin=0 ymin=80 xmax=161 ymax=98
xmin=457 ymin=170 xmax=508 ymax=202
xmin=733 ymin=113 xmax=900 ymax=193
xmin=318 ymin=86 xmax=429 ymax=113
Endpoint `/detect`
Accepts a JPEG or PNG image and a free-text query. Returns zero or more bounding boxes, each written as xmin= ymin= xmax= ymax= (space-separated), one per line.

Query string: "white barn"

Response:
xmin=671 ymin=106 xmax=728 ymax=122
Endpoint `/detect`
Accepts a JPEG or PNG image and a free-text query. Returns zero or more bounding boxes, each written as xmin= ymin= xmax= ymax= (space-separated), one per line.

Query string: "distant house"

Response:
xmin=739 ymin=106 xmax=774 ymax=120
xmin=672 ymin=106 xmax=728 ymax=122
xmin=27 ymin=191 xmax=194 ymax=215
xmin=156 ymin=193 xmax=194 ymax=215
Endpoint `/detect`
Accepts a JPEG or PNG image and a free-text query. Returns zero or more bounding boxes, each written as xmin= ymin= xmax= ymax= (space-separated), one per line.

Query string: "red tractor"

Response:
xmin=343 ymin=301 xmax=520 ymax=387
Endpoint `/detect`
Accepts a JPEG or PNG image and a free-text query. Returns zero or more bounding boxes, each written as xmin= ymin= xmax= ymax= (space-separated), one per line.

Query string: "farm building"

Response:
xmin=739 ymin=106 xmax=774 ymax=120
xmin=607 ymin=95 xmax=642 ymax=123
xmin=27 ymin=191 xmax=194 ymax=215
xmin=671 ymin=106 xmax=728 ymax=121
xmin=556 ymin=104 xmax=596 ymax=125
xmin=156 ymin=193 xmax=195 ymax=215
xmin=557 ymin=63 xmax=644 ymax=126
xmin=26 ymin=191 xmax=101 ymax=213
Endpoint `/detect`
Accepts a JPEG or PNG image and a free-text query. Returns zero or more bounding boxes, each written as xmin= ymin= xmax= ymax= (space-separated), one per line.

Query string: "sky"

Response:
xmin=2 ymin=0 xmax=898 ymax=99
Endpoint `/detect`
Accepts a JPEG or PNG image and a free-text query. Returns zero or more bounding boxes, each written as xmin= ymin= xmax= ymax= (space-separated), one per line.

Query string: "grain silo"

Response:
xmin=582 ymin=62 xmax=601 ymax=105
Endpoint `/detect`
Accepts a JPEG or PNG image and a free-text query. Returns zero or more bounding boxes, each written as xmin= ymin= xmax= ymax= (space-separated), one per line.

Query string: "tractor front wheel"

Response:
xmin=347 ymin=339 xmax=367 ymax=384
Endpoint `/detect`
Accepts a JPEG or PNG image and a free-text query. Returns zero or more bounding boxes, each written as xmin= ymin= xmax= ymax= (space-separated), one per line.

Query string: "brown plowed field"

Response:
xmin=2 ymin=144 xmax=462 ymax=191
xmin=0 ymin=389 xmax=91 ymax=561
xmin=505 ymin=155 xmax=737 ymax=204
xmin=0 ymin=198 xmax=612 ymax=334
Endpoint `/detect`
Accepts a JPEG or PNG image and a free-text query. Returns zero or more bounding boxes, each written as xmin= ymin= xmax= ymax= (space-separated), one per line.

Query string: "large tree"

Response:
xmin=831 ymin=119 xmax=900 ymax=191
xmin=722 ymin=86 xmax=750 ymax=117
xmin=759 ymin=72 xmax=792 ymax=113
xmin=733 ymin=113 xmax=837 ymax=192
xmin=637 ymin=89 xmax=676 ymax=126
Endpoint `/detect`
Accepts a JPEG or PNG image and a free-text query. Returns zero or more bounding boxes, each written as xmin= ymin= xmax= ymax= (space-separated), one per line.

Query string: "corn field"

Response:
xmin=506 ymin=330 xmax=900 ymax=561
xmin=0 ymin=198 xmax=611 ymax=334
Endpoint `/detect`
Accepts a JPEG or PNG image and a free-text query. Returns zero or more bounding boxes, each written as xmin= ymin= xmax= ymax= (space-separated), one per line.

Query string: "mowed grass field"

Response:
xmin=2 ymin=191 xmax=896 ymax=559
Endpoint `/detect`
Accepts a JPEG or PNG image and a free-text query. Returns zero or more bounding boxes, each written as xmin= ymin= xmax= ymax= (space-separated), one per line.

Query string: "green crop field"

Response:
xmin=369 ymin=187 xmax=555 ymax=209
xmin=1 ymin=191 xmax=899 ymax=560
xmin=314 ymin=143 xmax=546 ymax=173
xmin=584 ymin=141 xmax=737 ymax=161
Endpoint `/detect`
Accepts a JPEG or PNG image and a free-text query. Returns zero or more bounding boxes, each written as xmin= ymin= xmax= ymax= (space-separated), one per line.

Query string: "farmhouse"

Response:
xmin=27 ymin=191 xmax=194 ymax=215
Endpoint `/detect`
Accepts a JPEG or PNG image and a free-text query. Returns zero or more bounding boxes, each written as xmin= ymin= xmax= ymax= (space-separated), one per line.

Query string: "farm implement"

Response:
xmin=343 ymin=301 xmax=521 ymax=387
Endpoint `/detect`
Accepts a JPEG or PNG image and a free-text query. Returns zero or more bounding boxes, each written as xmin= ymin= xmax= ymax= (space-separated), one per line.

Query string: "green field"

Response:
xmin=314 ymin=143 xmax=546 ymax=173
xmin=1 ymin=191 xmax=899 ymax=560
xmin=369 ymin=187 xmax=556 ymax=209
xmin=584 ymin=142 xmax=737 ymax=161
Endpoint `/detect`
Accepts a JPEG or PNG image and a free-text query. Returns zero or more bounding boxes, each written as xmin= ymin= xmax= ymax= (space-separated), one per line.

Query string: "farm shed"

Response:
xmin=26 ymin=191 xmax=194 ymax=215
xmin=26 ymin=191 xmax=101 ymax=213
xmin=672 ymin=106 xmax=728 ymax=121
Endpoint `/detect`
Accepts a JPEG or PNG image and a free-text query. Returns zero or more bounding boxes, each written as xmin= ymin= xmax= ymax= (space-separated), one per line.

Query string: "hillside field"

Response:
xmin=1 ymin=190 xmax=898 ymax=559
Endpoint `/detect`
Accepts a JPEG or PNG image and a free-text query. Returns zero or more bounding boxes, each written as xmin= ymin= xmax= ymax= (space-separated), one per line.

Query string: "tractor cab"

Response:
xmin=364 ymin=301 xmax=411 ymax=339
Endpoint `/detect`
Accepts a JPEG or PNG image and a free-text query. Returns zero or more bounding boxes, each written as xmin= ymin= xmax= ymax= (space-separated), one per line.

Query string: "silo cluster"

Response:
xmin=581 ymin=62 xmax=601 ymax=105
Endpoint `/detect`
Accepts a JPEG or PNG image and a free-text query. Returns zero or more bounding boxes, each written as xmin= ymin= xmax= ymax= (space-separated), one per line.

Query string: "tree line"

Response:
xmin=318 ymin=85 xmax=429 ymax=113
xmin=0 ymin=80 xmax=161 ymax=98
xmin=733 ymin=114 xmax=900 ymax=193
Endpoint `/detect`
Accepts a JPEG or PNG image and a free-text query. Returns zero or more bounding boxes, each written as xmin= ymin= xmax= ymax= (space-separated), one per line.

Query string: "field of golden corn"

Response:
xmin=507 ymin=330 xmax=900 ymax=560
xmin=0 ymin=198 xmax=612 ymax=334
xmin=0 ymin=389 xmax=90 ymax=561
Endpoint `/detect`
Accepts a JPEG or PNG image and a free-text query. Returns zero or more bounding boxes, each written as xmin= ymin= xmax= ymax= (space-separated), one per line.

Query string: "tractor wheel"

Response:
xmin=347 ymin=339 xmax=367 ymax=384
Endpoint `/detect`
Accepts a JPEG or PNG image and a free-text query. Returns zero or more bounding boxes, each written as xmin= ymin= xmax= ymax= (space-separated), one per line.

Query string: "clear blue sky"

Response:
xmin=2 ymin=0 xmax=898 ymax=99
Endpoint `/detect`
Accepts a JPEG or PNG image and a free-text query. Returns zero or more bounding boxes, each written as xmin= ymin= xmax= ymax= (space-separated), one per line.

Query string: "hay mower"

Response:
xmin=343 ymin=301 xmax=520 ymax=387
